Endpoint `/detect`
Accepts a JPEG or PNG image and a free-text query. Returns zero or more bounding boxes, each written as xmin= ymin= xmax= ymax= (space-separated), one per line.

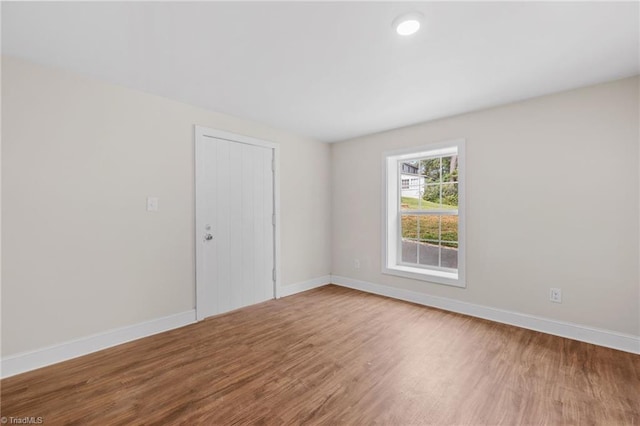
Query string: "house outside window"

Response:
xmin=383 ymin=139 xmax=466 ymax=287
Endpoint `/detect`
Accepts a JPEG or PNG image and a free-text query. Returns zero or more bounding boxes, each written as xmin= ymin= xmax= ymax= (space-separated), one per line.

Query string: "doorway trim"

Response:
xmin=194 ymin=125 xmax=281 ymax=321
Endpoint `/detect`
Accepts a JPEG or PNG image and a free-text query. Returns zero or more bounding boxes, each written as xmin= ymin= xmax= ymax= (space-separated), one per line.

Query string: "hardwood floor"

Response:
xmin=1 ymin=285 xmax=639 ymax=425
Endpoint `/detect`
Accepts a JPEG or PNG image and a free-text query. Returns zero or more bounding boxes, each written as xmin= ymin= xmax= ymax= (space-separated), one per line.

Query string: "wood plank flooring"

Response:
xmin=1 ymin=285 xmax=639 ymax=425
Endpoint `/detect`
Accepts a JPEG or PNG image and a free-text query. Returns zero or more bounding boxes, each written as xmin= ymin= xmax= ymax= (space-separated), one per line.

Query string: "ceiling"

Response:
xmin=2 ymin=2 xmax=639 ymax=143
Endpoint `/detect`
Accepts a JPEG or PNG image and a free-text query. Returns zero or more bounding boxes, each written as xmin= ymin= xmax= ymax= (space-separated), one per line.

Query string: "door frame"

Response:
xmin=194 ymin=125 xmax=281 ymax=321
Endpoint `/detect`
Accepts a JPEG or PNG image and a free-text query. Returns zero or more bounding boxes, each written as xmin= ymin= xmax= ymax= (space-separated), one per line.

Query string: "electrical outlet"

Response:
xmin=354 ymin=259 xmax=360 ymax=269
xmin=550 ymin=288 xmax=562 ymax=303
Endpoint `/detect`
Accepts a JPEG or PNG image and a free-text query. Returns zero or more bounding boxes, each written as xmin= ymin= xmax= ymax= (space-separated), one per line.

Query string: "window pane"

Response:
xmin=400 ymin=188 xmax=421 ymax=211
xmin=401 ymin=160 xmax=419 ymax=175
xmin=401 ymin=215 xmax=418 ymax=240
xmin=417 ymin=241 xmax=439 ymax=267
xmin=441 ymin=183 xmax=458 ymax=209
xmin=402 ymin=240 xmax=418 ymax=264
xmin=441 ymin=215 xmax=458 ymax=243
xmin=418 ymin=215 xmax=440 ymax=241
xmin=400 ymin=160 xmax=421 ymax=210
xmin=400 ymin=198 xmax=415 ymax=211
xmin=441 ymin=155 xmax=458 ymax=182
xmin=420 ymin=158 xmax=441 ymax=183
xmin=421 ymin=184 xmax=441 ymax=210
xmin=401 ymin=215 xmax=418 ymax=263
xmin=441 ymin=243 xmax=458 ymax=269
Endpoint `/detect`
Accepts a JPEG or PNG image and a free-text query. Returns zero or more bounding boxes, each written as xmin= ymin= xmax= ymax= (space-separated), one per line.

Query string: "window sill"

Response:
xmin=382 ymin=264 xmax=465 ymax=288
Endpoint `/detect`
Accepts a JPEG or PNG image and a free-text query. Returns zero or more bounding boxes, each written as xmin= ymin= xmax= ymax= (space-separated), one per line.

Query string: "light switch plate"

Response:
xmin=147 ymin=197 xmax=159 ymax=212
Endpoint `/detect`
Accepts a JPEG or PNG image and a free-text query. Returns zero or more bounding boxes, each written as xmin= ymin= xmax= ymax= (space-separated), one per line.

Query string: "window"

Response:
xmin=383 ymin=139 xmax=465 ymax=287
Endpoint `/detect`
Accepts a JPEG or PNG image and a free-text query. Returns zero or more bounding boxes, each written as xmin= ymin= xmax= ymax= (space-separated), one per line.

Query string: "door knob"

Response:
xmin=204 ymin=233 xmax=213 ymax=241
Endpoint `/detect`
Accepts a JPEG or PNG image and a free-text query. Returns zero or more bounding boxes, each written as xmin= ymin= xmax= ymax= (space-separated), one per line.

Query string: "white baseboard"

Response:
xmin=331 ymin=275 xmax=640 ymax=355
xmin=4 ymin=276 xmax=636 ymax=378
xmin=1 ymin=310 xmax=196 ymax=379
xmin=1 ymin=274 xmax=331 ymax=379
xmin=279 ymin=275 xmax=331 ymax=298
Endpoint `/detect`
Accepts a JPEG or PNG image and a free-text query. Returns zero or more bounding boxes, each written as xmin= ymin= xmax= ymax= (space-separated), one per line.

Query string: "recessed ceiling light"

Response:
xmin=393 ymin=12 xmax=423 ymax=36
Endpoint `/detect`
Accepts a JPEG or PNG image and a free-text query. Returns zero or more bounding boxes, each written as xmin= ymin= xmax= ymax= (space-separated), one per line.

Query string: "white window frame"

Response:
xmin=382 ymin=139 xmax=466 ymax=288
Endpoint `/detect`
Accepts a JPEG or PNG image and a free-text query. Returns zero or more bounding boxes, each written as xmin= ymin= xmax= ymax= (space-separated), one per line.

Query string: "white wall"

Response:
xmin=1 ymin=56 xmax=331 ymax=356
xmin=332 ymin=76 xmax=640 ymax=336
xmin=2 ymin=54 xmax=638 ymax=360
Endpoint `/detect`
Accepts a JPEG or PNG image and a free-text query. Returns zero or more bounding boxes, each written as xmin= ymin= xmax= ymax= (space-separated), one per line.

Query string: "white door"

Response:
xmin=195 ymin=126 xmax=276 ymax=320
